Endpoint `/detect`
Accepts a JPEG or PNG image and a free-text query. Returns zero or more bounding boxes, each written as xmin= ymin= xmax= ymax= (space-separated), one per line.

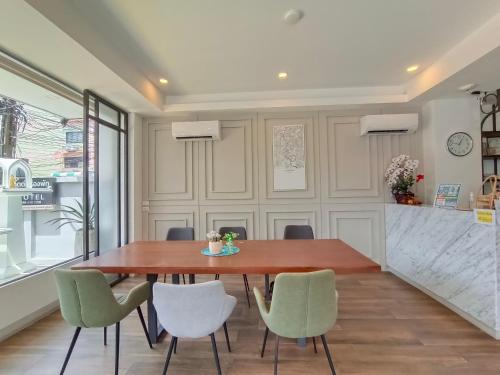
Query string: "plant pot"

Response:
xmin=394 ymin=192 xmax=415 ymax=205
xmin=74 ymin=229 xmax=96 ymax=257
xmin=209 ymin=241 xmax=223 ymax=254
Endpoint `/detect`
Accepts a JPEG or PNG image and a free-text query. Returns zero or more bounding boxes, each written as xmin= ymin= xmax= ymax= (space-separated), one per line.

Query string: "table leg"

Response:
xmin=172 ymin=274 xmax=180 ymax=284
xmin=146 ymin=273 xmax=165 ymax=344
xmin=265 ymin=274 xmax=271 ymax=301
xmin=189 ymin=274 xmax=195 ymax=284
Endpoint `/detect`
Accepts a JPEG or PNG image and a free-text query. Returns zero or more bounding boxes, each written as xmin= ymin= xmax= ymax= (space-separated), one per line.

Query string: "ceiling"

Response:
xmin=1 ymin=1 xmax=500 ymax=114
xmin=100 ymin=0 xmax=500 ymax=96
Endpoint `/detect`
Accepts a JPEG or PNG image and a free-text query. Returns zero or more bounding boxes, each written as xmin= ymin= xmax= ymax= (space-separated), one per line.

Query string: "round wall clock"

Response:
xmin=447 ymin=132 xmax=473 ymax=156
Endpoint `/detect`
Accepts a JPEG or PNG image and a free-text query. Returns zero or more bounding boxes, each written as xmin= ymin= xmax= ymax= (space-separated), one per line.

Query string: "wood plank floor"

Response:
xmin=1 ymin=272 xmax=500 ymax=374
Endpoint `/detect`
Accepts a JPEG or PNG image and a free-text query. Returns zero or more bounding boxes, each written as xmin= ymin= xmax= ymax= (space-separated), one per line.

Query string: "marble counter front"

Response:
xmin=385 ymin=204 xmax=500 ymax=338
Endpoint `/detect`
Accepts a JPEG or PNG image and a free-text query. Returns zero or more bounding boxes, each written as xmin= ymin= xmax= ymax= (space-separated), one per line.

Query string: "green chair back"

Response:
xmin=54 ymin=269 xmax=122 ymax=328
xmin=264 ymin=269 xmax=337 ymax=338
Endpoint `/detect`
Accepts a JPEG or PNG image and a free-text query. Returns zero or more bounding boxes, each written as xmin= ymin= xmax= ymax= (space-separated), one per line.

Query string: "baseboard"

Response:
xmin=388 ymin=267 xmax=500 ymax=340
xmin=0 ymin=301 xmax=60 ymax=342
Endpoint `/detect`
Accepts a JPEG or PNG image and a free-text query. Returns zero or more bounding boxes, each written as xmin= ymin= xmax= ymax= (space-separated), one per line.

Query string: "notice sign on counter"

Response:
xmin=434 ymin=184 xmax=461 ymax=209
xmin=474 ymin=209 xmax=496 ymax=225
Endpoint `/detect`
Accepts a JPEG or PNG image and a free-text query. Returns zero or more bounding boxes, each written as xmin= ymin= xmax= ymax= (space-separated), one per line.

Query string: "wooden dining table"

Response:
xmin=72 ymin=239 xmax=380 ymax=344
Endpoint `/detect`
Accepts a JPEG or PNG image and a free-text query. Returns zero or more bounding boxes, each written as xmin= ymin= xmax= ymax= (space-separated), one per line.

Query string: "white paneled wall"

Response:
xmin=141 ymin=109 xmax=422 ymax=265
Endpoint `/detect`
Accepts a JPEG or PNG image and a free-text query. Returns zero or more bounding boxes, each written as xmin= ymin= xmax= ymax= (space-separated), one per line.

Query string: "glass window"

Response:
xmin=0 ymin=67 xmax=83 ymax=286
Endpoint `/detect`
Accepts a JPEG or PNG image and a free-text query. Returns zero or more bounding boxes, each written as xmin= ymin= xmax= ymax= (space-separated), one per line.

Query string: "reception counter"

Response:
xmin=385 ymin=203 xmax=500 ymax=338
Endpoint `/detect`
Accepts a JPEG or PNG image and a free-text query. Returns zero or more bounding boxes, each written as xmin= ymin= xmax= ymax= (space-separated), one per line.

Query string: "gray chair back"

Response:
xmin=166 ymin=227 xmax=194 ymax=241
xmin=219 ymin=226 xmax=247 ymax=240
xmin=283 ymin=225 xmax=314 ymax=239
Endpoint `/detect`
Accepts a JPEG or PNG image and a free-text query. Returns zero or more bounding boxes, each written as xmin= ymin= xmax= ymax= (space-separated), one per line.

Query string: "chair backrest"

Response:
xmin=219 ymin=226 xmax=247 ymax=240
xmin=283 ymin=225 xmax=314 ymax=239
xmin=54 ymin=269 xmax=120 ymax=328
xmin=267 ymin=269 xmax=337 ymax=338
xmin=166 ymin=227 xmax=194 ymax=241
xmin=153 ymin=281 xmax=235 ymax=338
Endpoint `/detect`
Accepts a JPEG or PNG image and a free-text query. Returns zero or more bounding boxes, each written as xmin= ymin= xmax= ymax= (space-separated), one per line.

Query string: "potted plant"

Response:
xmin=222 ymin=231 xmax=239 ymax=250
xmin=385 ymin=154 xmax=424 ymax=204
xmin=206 ymin=230 xmax=223 ymax=254
xmin=47 ymin=200 xmax=96 ymax=256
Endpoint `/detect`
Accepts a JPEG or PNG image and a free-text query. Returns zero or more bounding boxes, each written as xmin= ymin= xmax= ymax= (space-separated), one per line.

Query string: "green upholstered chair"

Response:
xmin=54 ymin=269 xmax=152 ymax=375
xmin=254 ymin=269 xmax=338 ymax=375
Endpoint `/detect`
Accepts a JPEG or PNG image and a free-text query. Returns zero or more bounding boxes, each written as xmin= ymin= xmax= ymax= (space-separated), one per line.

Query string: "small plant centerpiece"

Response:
xmin=222 ymin=231 xmax=239 ymax=250
xmin=206 ymin=230 xmax=223 ymax=254
xmin=384 ymin=154 xmax=424 ymax=205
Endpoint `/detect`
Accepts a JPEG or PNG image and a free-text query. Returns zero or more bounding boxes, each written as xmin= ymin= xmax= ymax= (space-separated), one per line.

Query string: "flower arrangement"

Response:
xmin=206 ymin=230 xmax=222 ymax=242
xmin=385 ymin=154 xmax=423 ymax=203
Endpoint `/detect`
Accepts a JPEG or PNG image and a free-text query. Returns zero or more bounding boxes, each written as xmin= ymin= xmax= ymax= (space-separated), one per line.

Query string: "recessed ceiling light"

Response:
xmin=406 ymin=65 xmax=419 ymax=73
xmin=159 ymin=78 xmax=168 ymax=84
xmin=278 ymin=72 xmax=288 ymax=79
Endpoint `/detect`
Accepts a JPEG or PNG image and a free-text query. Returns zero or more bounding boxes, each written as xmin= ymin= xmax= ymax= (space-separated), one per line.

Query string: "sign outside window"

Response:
xmin=21 ymin=177 xmax=56 ymax=209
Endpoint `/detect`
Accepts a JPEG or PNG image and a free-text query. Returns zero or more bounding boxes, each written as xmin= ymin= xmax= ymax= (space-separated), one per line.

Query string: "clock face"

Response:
xmin=447 ymin=132 xmax=473 ymax=156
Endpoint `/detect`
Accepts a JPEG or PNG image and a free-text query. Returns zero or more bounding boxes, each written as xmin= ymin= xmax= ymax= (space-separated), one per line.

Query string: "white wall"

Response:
xmin=0 ymin=260 xmax=77 ymax=341
xmin=141 ymin=107 xmax=423 ymax=266
xmin=422 ymin=97 xmax=482 ymax=207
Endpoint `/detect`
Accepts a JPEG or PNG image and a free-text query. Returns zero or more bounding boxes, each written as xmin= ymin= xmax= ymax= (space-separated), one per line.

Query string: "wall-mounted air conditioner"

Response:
xmin=172 ymin=120 xmax=221 ymax=141
xmin=360 ymin=113 xmax=418 ymax=135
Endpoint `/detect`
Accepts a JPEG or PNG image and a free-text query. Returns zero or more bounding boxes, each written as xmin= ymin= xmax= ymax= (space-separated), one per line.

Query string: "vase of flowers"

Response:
xmin=385 ymin=154 xmax=424 ymax=205
xmin=222 ymin=231 xmax=239 ymax=251
xmin=206 ymin=230 xmax=223 ymax=254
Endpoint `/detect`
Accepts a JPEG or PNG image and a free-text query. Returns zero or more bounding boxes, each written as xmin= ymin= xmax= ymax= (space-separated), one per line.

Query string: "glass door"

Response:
xmin=83 ymin=90 xmax=128 ymax=260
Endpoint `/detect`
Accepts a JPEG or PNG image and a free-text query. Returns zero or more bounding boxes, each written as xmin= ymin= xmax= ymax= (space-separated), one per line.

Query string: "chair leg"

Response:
xmin=162 ymin=337 xmax=177 ymax=375
xmin=182 ymin=274 xmax=186 ymax=284
xmin=312 ymin=336 xmax=317 ymax=353
xmin=260 ymin=327 xmax=269 ymax=358
xmin=223 ymin=322 xmax=231 ymax=352
xmin=320 ymin=334 xmax=337 ymax=375
xmin=173 ymin=338 xmax=177 ymax=354
xmin=60 ymin=327 xmax=81 ymax=375
xmin=115 ymin=322 xmax=120 ymax=375
xmin=215 ymin=274 xmax=220 ymax=280
xmin=104 ymin=326 xmax=107 ymax=346
xmin=210 ymin=333 xmax=222 ymax=375
xmin=274 ymin=334 xmax=280 ymax=375
xmin=243 ymin=275 xmax=251 ymax=308
xmin=137 ymin=306 xmax=153 ymax=349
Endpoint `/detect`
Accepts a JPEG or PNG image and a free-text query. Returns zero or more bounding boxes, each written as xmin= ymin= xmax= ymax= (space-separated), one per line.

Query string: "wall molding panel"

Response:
xmin=141 ymin=109 xmax=421 ymax=265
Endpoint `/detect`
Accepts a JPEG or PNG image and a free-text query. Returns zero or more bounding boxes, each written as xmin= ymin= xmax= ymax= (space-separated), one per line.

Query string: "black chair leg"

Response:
xmin=243 ymin=275 xmax=251 ymax=308
xmin=274 ymin=334 xmax=280 ymax=375
xmin=210 ymin=333 xmax=222 ymax=375
xmin=215 ymin=274 xmax=220 ymax=280
xmin=260 ymin=327 xmax=269 ymax=358
xmin=189 ymin=274 xmax=195 ymax=284
xmin=115 ymin=322 xmax=120 ymax=375
xmin=182 ymin=274 xmax=186 ymax=284
xmin=320 ymin=334 xmax=337 ymax=375
xmin=312 ymin=336 xmax=317 ymax=353
xmin=223 ymin=322 xmax=231 ymax=352
xmin=104 ymin=326 xmax=107 ymax=346
xmin=173 ymin=338 xmax=177 ymax=354
xmin=137 ymin=306 xmax=153 ymax=349
xmin=162 ymin=337 xmax=177 ymax=375
xmin=60 ymin=327 xmax=81 ymax=375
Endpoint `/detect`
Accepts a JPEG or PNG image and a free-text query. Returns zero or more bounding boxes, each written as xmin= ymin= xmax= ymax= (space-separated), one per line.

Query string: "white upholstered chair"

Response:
xmin=153 ymin=280 xmax=237 ymax=375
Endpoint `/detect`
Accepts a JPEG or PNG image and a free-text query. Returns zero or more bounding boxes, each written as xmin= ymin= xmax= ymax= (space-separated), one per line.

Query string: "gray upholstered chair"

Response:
xmin=283 ymin=225 xmax=314 ymax=240
xmin=153 ymin=280 xmax=236 ymax=375
xmin=215 ymin=226 xmax=251 ymax=308
xmin=165 ymin=227 xmax=195 ymax=284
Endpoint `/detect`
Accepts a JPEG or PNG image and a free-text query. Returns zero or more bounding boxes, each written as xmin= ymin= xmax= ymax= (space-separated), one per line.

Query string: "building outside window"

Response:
xmin=0 ymin=66 xmax=90 ymax=286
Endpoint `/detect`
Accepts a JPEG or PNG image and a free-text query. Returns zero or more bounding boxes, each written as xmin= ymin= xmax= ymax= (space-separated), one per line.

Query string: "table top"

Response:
xmin=72 ymin=239 xmax=381 ymax=275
